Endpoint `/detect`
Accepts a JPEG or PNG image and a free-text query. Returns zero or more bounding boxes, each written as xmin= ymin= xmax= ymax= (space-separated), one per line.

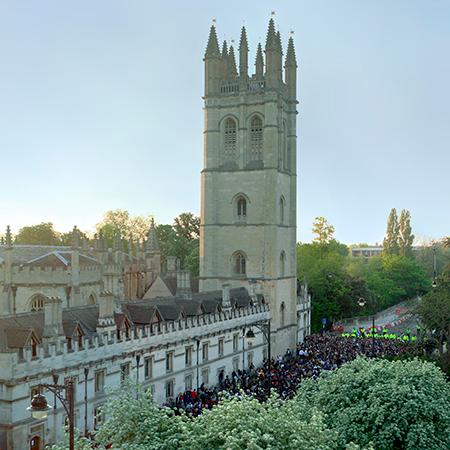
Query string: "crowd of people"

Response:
xmin=166 ymin=334 xmax=419 ymax=416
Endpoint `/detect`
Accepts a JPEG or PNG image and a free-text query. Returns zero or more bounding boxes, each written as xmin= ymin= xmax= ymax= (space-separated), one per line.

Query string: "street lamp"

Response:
xmin=244 ymin=319 xmax=271 ymax=396
xmin=432 ymin=245 xmax=437 ymax=288
xmin=27 ymin=375 xmax=75 ymax=450
xmin=356 ymin=297 xmax=375 ymax=357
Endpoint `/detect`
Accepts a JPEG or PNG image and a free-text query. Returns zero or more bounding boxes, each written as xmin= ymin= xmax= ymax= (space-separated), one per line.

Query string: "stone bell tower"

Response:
xmin=199 ymin=19 xmax=299 ymax=354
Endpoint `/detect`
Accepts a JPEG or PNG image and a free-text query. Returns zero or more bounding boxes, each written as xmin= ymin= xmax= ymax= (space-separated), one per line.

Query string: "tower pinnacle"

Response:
xmin=146 ymin=219 xmax=159 ymax=252
xmin=239 ymin=26 xmax=249 ymax=79
xmin=205 ymin=25 xmax=220 ymax=59
xmin=255 ymin=43 xmax=264 ymax=79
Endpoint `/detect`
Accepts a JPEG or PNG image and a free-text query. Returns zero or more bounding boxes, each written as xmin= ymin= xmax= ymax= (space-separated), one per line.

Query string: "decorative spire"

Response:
xmin=221 ymin=40 xmax=229 ymax=77
xmin=228 ymin=45 xmax=238 ymax=78
xmin=265 ymin=18 xmax=277 ymax=50
xmin=5 ymin=225 xmax=12 ymax=248
xmin=128 ymin=235 xmax=133 ymax=257
xmin=255 ymin=43 xmax=264 ymax=79
xmin=113 ymin=232 xmax=122 ymax=251
xmin=285 ymin=35 xmax=297 ymax=67
xmin=239 ymin=26 xmax=249 ymax=79
xmin=205 ymin=25 xmax=220 ymax=59
xmin=239 ymin=26 xmax=248 ymax=52
xmin=98 ymin=230 xmax=107 ymax=251
xmin=221 ymin=40 xmax=228 ymax=58
xmin=71 ymin=225 xmax=80 ymax=249
xmin=146 ymin=218 xmax=159 ymax=252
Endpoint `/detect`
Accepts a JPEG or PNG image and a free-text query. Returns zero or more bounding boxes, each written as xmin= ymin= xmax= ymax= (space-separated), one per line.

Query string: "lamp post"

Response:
xmin=83 ymin=367 xmax=88 ymax=437
xmin=244 ymin=319 xmax=271 ymax=396
xmin=196 ymin=339 xmax=200 ymax=391
xmin=432 ymin=245 xmax=437 ymax=288
xmin=357 ymin=297 xmax=375 ymax=357
xmin=27 ymin=374 xmax=75 ymax=450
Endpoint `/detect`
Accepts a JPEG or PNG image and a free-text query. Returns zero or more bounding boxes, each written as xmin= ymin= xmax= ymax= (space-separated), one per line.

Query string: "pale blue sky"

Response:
xmin=0 ymin=0 xmax=449 ymax=243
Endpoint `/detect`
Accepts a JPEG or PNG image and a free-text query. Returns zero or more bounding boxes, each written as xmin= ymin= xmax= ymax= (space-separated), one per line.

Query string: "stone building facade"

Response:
xmin=200 ymin=20 xmax=299 ymax=354
xmin=0 ymin=19 xmax=311 ymax=450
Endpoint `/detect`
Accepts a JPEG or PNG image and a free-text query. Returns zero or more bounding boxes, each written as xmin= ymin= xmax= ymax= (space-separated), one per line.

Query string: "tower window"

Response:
xmin=233 ymin=252 xmax=246 ymax=275
xmin=280 ymin=251 xmax=286 ymax=277
xmin=237 ymin=196 xmax=247 ymax=220
xmin=223 ymin=118 xmax=237 ymax=162
xmin=249 ymin=115 xmax=263 ymax=161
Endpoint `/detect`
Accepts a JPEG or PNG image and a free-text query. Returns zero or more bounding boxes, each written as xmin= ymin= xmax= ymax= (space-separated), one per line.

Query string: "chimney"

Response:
xmin=166 ymin=256 xmax=178 ymax=275
xmin=222 ymin=283 xmax=231 ymax=309
xmin=42 ymin=296 xmax=64 ymax=341
xmin=176 ymin=270 xmax=192 ymax=299
xmin=70 ymin=226 xmax=81 ymax=306
xmin=97 ymin=290 xmax=116 ymax=331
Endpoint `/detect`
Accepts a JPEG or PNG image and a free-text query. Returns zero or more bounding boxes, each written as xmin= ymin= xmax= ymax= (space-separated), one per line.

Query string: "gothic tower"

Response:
xmin=199 ymin=20 xmax=298 ymax=354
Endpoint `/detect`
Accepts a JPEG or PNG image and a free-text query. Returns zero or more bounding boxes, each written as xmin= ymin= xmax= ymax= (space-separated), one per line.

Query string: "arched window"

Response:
xmin=223 ymin=117 xmax=237 ymax=162
xmin=279 ymin=197 xmax=285 ymax=225
xmin=249 ymin=115 xmax=263 ymax=161
xmin=280 ymin=251 xmax=286 ymax=277
xmin=30 ymin=296 xmax=45 ymax=312
xmin=237 ymin=196 xmax=247 ymax=220
xmin=88 ymin=294 xmax=96 ymax=305
xmin=280 ymin=302 xmax=286 ymax=327
xmin=233 ymin=252 xmax=246 ymax=275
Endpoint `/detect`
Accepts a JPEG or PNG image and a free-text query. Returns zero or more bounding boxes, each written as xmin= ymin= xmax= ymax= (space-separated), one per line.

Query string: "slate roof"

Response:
xmin=0 ymin=245 xmax=101 ymax=267
xmin=0 ymin=287 xmax=256 ymax=351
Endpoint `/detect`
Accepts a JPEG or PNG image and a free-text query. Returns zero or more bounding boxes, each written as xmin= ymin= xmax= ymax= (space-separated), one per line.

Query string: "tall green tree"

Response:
xmin=14 ymin=222 xmax=61 ymax=246
xmin=383 ymin=208 xmax=399 ymax=255
xmin=96 ymin=209 xmax=153 ymax=247
xmin=312 ymin=216 xmax=335 ymax=245
xmin=416 ymin=266 xmax=450 ymax=357
xmin=173 ymin=212 xmax=200 ymax=241
xmin=155 ymin=213 xmax=201 ymax=275
xmin=398 ymin=209 xmax=414 ymax=257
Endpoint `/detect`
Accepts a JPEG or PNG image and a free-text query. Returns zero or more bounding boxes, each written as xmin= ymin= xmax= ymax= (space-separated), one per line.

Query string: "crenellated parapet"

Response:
xmin=1 ymin=303 xmax=270 ymax=381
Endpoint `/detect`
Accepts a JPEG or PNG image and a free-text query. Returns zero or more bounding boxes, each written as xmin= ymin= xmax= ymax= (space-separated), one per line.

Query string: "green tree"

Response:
xmin=156 ymin=219 xmax=200 ymax=273
xmin=173 ymin=212 xmax=200 ymax=241
xmin=14 ymin=222 xmax=61 ymax=246
xmin=443 ymin=236 xmax=450 ymax=249
xmin=398 ymin=209 xmax=414 ymax=257
xmin=383 ymin=208 xmax=399 ymax=255
xmin=416 ymin=266 xmax=450 ymax=357
xmin=96 ymin=209 xmax=153 ymax=247
xmin=69 ymin=381 xmax=338 ymax=450
xmin=414 ymin=242 xmax=450 ymax=279
xmin=295 ymin=357 xmax=450 ymax=450
xmin=381 ymin=255 xmax=429 ymax=300
xmin=297 ymin=241 xmax=362 ymax=329
xmin=312 ymin=216 xmax=335 ymax=245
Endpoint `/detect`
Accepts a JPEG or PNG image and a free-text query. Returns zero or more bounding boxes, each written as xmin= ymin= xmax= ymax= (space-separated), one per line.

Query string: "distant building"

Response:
xmin=351 ymin=246 xmax=383 ymax=258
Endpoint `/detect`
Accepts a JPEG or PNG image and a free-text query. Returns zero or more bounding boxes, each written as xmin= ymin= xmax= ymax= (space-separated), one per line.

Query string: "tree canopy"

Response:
xmin=96 ymin=209 xmax=153 ymax=245
xmin=51 ymin=358 xmax=450 ymax=450
xmin=295 ymin=357 xmax=450 ymax=450
xmin=14 ymin=222 xmax=61 ymax=246
xmin=312 ymin=216 xmax=335 ymax=244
